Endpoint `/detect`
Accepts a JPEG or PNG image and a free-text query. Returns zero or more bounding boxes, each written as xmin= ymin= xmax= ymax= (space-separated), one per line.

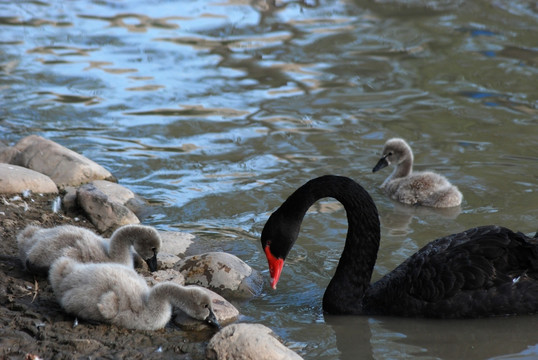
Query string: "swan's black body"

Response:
xmin=261 ymin=175 xmax=538 ymax=318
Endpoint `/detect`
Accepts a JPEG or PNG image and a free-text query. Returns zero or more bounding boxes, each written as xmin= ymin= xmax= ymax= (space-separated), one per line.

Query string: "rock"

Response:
xmin=61 ymin=186 xmax=78 ymax=214
xmin=173 ymin=286 xmax=239 ymax=331
xmin=144 ymin=269 xmax=185 ymax=286
xmin=157 ymin=252 xmax=181 ymax=269
xmin=0 ymin=163 xmax=58 ymax=194
xmin=0 ymin=146 xmax=20 ymax=164
xmin=12 ymin=135 xmax=116 ymax=188
xmin=77 ymin=182 xmax=139 ymax=233
xmin=175 ymin=252 xmax=263 ymax=299
xmin=89 ymin=180 xmax=147 ymax=217
xmin=159 ymin=231 xmax=194 ymax=256
xmin=206 ymin=323 xmax=303 ymax=360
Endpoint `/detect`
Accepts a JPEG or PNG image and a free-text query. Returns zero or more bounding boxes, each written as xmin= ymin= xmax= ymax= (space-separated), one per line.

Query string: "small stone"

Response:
xmin=0 ymin=146 xmax=20 ymax=164
xmin=206 ymin=323 xmax=303 ymax=360
xmin=175 ymin=252 xmax=263 ymax=299
xmin=159 ymin=231 xmax=194 ymax=256
xmin=90 ymin=180 xmax=147 ymax=217
xmin=0 ymin=164 xmax=58 ymax=194
xmin=77 ymin=183 xmax=139 ymax=233
xmin=13 ymin=135 xmax=116 ymax=188
xmin=144 ymin=269 xmax=185 ymax=287
xmin=61 ymin=186 xmax=78 ymax=214
xmin=157 ymin=252 xmax=181 ymax=269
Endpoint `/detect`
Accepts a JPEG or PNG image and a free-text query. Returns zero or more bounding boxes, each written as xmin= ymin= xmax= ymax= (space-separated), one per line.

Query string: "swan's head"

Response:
xmin=260 ymin=209 xmax=298 ymax=289
xmin=182 ymin=287 xmax=220 ymax=329
xmin=372 ymin=138 xmax=413 ymax=173
xmin=116 ymin=225 xmax=162 ymax=272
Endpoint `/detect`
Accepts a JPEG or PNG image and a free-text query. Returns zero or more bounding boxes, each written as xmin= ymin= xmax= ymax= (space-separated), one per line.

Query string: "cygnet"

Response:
xmin=17 ymin=224 xmax=162 ymax=274
xmin=372 ymin=138 xmax=462 ymax=208
xmin=49 ymin=256 xmax=219 ymax=330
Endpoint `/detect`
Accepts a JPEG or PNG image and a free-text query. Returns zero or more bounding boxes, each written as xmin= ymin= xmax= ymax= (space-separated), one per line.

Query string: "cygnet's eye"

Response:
xmin=205 ymin=304 xmax=209 ymax=308
xmin=388 ymin=151 xmax=393 ymax=156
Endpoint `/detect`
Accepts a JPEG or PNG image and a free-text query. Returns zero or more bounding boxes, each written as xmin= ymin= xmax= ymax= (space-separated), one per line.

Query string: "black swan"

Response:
xmin=372 ymin=138 xmax=462 ymax=208
xmin=261 ymin=175 xmax=538 ymax=318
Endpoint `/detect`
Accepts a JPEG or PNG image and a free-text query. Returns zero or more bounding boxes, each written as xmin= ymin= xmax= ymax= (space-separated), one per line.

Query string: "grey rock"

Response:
xmin=61 ymin=186 xmax=78 ymax=214
xmin=144 ymin=269 xmax=185 ymax=286
xmin=90 ymin=180 xmax=147 ymax=217
xmin=206 ymin=323 xmax=303 ymax=360
xmin=175 ymin=252 xmax=263 ymax=299
xmin=77 ymin=182 xmax=139 ymax=233
xmin=0 ymin=146 xmax=20 ymax=164
xmin=157 ymin=252 xmax=181 ymax=269
xmin=13 ymin=135 xmax=116 ymax=188
xmin=159 ymin=231 xmax=194 ymax=256
xmin=0 ymin=163 xmax=58 ymax=194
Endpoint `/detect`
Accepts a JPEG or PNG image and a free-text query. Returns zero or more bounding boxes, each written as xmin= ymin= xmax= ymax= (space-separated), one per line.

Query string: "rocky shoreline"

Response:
xmin=0 ymin=135 xmax=302 ymax=359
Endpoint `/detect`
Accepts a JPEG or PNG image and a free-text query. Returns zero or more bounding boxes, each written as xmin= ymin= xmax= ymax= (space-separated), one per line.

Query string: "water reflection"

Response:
xmin=326 ymin=315 xmax=538 ymax=360
xmin=380 ymin=200 xmax=461 ymax=236
xmin=78 ymin=13 xmax=182 ymax=32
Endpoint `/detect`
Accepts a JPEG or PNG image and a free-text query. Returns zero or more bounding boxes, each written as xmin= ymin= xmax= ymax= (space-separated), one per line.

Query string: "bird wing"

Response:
xmin=404 ymin=226 xmax=538 ymax=303
xmin=97 ymin=291 xmax=120 ymax=319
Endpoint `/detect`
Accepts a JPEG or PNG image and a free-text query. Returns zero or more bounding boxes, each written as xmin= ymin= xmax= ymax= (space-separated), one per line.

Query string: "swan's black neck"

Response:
xmin=261 ymin=175 xmax=380 ymax=314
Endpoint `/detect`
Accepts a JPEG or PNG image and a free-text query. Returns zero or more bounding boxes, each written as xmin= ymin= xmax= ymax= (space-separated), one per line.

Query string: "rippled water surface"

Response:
xmin=1 ymin=0 xmax=537 ymax=358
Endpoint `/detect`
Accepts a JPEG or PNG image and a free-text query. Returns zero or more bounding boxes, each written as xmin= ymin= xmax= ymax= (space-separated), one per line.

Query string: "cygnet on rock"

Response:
xmin=17 ymin=224 xmax=162 ymax=274
xmin=372 ymin=138 xmax=462 ymax=208
xmin=49 ymin=256 xmax=219 ymax=331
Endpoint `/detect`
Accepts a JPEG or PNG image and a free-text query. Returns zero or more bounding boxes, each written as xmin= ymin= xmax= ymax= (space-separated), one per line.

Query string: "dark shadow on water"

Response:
xmin=326 ymin=314 xmax=538 ymax=360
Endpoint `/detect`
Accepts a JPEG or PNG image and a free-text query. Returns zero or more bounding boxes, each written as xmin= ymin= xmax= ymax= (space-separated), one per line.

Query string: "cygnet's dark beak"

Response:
xmin=205 ymin=308 xmax=220 ymax=329
xmin=372 ymin=155 xmax=389 ymax=173
xmin=145 ymin=251 xmax=158 ymax=272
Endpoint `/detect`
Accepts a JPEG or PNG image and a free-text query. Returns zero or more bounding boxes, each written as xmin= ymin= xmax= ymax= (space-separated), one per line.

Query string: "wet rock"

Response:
xmin=173 ymin=286 xmax=239 ymax=331
xmin=12 ymin=135 xmax=116 ymax=188
xmin=0 ymin=163 xmax=58 ymax=194
xmin=175 ymin=252 xmax=263 ymax=299
xmin=77 ymin=182 xmax=139 ymax=233
xmin=144 ymin=269 xmax=185 ymax=286
xmin=206 ymin=323 xmax=303 ymax=360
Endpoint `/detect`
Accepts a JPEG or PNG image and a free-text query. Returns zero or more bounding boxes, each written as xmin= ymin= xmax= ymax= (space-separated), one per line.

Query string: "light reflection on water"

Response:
xmin=1 ymin=0 xmax=537 ymax=359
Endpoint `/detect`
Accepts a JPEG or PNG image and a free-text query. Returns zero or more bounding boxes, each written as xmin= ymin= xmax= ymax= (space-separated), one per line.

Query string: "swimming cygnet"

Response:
xmin=372 ymin=138 xmax=462 ymax=208
xmin=17 ymin=224 xmax=162 ymax=274
xmin=49 ymin=257 xmax=219 ymax=330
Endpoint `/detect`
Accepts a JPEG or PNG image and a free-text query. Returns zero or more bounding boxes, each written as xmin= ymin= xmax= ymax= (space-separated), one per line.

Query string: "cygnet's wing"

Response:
xmin=97 ymin=291 xmax=120 ymax=319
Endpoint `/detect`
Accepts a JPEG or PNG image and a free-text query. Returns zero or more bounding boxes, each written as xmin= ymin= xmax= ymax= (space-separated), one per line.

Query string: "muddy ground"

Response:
xmin=0 ymin=193 xmax=215 ymax=360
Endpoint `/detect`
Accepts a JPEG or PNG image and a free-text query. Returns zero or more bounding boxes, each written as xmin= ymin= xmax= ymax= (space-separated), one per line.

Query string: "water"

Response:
xmin=1 ymin=0 xmax=537 ymax=358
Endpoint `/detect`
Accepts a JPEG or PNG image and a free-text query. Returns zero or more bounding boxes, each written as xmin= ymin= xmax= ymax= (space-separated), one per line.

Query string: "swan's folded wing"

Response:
xmin=97 ymin=291 xmax=120 ymax=319
xmin=406 ymin=228 xmax=538 ymax=303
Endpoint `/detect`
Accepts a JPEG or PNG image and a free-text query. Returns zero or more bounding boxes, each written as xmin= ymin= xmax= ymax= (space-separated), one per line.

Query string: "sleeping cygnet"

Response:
xmin=49 ymin=257 xmax=219 ymax=331
xmin=372 ymin=138 xmax=462 ymax=208
xmin=17 ymin=224 xmax=162 ymax=274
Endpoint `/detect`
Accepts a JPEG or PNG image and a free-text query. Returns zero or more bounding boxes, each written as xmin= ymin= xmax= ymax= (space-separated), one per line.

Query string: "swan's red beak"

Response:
xmin=264 ymin=245 xmax=284 ymax=289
